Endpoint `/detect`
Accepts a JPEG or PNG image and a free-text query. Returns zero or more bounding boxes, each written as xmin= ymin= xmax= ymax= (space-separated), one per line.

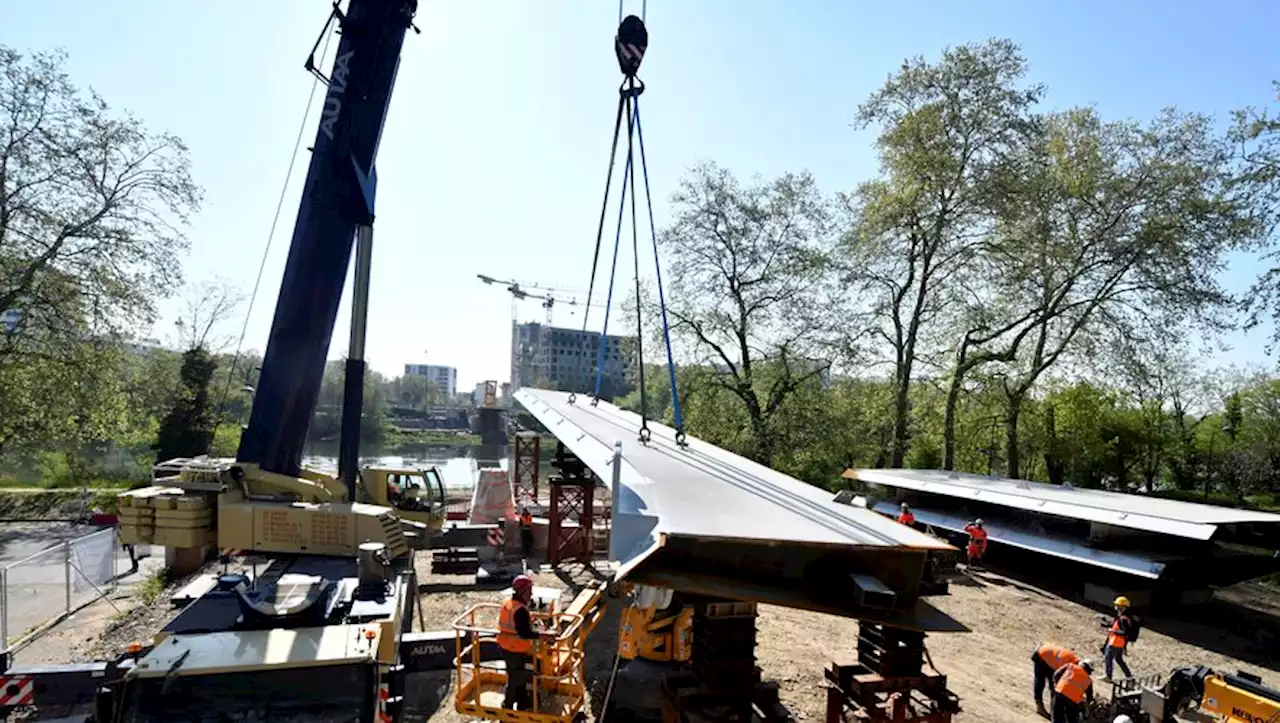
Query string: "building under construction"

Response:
xmin=510 ymin=321 xmax=634 ymax=398
xmin=845 ymin=467 xmax=1280 ymax=607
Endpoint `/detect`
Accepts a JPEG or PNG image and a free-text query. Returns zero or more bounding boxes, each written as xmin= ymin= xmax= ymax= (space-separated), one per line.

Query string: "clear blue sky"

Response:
xmin=4 ymin=0 xmax=1277 ymax=390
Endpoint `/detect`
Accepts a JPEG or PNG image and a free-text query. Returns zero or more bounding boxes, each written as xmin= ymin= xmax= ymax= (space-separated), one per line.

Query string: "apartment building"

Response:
xmin=404 ymin=363 xmax=458 ymax=398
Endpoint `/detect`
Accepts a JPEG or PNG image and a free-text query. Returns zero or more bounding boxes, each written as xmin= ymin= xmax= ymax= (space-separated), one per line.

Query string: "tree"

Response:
xmin=172 ymin=277 xmax=244 ymax=352
xmin=844 ymin=38 xmax=1042 ymax=468
xmin=153 ymin=346 xmax=218 ymax=460
xmin=0 ymin=46 xmax=200 ymax=342
xmin=0 ymin=46 xmax=199 ymax=460
xmin=1231 ymin=82 xmax=1280 ymax=346
xmin=661 ymin=162 xmax=835 ymax=464
xmin=986 ymin=107 xmax=1247 ymax=478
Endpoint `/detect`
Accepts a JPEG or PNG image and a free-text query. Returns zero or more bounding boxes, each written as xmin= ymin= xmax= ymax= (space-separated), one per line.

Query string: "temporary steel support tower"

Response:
xmin=548 ymin=442 xmax=594 ymax=566
xmin=511 ymin=431 xmax=541 ymax=508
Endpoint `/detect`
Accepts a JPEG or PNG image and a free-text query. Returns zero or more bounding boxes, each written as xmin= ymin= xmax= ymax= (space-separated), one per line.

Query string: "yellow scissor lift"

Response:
xmin=454 ymin=582 xmax=607 ymax=723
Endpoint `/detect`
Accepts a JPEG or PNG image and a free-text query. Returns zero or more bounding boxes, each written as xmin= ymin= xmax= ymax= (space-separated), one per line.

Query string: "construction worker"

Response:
xmin=1099 ymin=596 xmax=1134 ymax=680
xmin=519 ymin=507 xmax=535 ymax=563
xmin=497 ymin=574 xmax=549 ymax=710
xmin=964 ymin=518 xmax=988 ymax=566
xmin=1051 ymin=658 xmax=1094 ymax=723
xmin=896 ymin=503 xmax=915 ymax=526
xmin=1032 ymin=643 xmax=1079 ymax=717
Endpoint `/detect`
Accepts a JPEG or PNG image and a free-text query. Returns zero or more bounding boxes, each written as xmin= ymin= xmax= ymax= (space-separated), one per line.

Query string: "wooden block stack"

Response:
xmin=117 ymin=486 xmax=216 ymax=548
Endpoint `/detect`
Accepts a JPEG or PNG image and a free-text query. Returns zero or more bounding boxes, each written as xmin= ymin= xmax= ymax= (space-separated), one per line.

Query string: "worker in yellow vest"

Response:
xmin=497 ymin=575 xmax=549 ymax=710
xmin=1051 ymin=659 xmax=1094 ymax=723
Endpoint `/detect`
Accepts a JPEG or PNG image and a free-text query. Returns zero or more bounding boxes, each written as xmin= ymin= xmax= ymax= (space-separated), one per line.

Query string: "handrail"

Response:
xmin=453 ymin=601 xmax=590 ymax=715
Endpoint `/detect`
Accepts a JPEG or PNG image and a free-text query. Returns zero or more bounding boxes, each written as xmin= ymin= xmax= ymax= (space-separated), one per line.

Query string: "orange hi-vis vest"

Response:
xmin=520 ymin=512 xmax=533 ymax=529
xmin=898 ymin=511 xmax=915 ymax=525
xmin=1055 ymin=663 xmax=1091 ymax=703
xmin=498 ymin=599 xmax=533 ymax=655
xmin=1037 ymin=644 xmax=1078 ymax=670
xmin=1108 ymin=616 xmax=1128 ymax=649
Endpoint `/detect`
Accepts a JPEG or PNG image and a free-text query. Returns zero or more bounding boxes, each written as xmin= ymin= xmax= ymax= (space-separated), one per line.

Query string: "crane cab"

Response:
xmin=362 ymin=466 xmax=448 ymax=534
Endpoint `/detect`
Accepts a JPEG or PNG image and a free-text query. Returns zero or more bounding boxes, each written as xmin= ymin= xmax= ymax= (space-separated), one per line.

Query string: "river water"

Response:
xmin=301 ymin=444 xmax=510 ymax=492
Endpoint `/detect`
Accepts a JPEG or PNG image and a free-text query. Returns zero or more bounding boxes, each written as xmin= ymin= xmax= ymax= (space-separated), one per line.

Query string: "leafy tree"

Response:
xmin=660 ymin=162 xmax=835 ymax=464
xmin=843 ymin=38 xmax=1042 ymax=468
xmin=153 ymin=347 xmax=217 ymax=461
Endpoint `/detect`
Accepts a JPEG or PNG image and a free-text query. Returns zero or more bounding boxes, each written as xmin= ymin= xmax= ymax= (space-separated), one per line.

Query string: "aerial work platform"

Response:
xmin=514 ymin=388 xmax=965 ymax=632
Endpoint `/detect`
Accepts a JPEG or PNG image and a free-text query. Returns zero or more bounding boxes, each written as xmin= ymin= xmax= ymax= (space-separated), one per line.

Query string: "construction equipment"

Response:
xmin=1099 ymin=666 xmax=1280 ymax=722
xmin=452 ymin=582 xmax=606 ymax=723
xmin=0 ymin=1 xmax=428 ymax=720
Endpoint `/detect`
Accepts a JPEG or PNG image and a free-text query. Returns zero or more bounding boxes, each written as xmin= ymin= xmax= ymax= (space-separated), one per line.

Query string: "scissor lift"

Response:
xmin=453 ymin=582 xmax=606 ymax=723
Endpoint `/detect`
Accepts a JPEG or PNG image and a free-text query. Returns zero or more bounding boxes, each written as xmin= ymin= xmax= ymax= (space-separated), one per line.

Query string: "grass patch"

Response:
xmin=136 ymin=567 xmax=168 ymax=605
xmin=385 ymin=428 xmax=481 ymax=447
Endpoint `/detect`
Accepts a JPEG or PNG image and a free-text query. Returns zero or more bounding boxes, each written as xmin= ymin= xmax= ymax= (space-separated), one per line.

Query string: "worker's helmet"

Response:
xmin=975 ymin=518 xmax=984 ymax=526
xmin=900 ymin=502 xmax=909 ymax=510
xmin=1114 ymin=595 xmax=1130 ymax=609
xmin=1114 ymin=716 xmax=1133 ymax=723
xmin=512 ymin=574 xmax=534 ymax=594
xmin=1079 ymin=659 xmax=1094 ymax=674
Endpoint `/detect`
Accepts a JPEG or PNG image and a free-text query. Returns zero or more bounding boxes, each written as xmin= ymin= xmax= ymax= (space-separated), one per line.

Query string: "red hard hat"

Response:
xmin=512 ymin=574 xmax=534 ymax=594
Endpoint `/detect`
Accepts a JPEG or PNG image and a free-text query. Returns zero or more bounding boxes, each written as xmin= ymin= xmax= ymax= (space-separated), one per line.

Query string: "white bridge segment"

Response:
xmin=515 ymin=388 xmax=952 ymax=568
xmin=867 ymin=501 xmax=1168 ymax=579
xmin=849 ymin=468 xmax=1280 ymax=541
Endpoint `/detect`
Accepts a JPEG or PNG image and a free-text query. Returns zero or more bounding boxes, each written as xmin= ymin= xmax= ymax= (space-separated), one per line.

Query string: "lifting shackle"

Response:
xmin=614 ymin=15 xmax=648 ymax=79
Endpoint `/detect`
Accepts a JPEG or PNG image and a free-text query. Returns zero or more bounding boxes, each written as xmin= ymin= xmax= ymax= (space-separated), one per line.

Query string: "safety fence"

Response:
xmin=0 ymin=527 xmax=139 ymax=651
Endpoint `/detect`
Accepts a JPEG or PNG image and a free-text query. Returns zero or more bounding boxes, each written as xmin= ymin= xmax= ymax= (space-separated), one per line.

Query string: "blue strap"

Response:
xmin=631 ymin=95 xmax=684 ymax=436
xmin=594 ymin=138 xmax=634 ymax=398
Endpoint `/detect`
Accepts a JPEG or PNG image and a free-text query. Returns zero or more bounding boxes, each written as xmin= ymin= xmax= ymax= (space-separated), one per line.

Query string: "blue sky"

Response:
xmin=4 ymin=0 xmax=1277 ymax=390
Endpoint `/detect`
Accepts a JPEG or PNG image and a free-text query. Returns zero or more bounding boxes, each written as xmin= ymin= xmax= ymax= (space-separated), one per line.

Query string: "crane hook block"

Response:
xmin=614 ymin=15 xmax=648 ymax=78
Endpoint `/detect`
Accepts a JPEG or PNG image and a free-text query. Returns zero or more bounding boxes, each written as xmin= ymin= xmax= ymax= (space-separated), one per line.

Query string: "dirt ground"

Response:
xmin=14 ymin=552 xmax=1280 ymax=723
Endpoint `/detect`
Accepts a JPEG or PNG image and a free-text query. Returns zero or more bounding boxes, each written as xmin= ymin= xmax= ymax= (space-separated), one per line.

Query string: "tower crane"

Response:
xmin=476 ymin=273 xmax=603 ymax=326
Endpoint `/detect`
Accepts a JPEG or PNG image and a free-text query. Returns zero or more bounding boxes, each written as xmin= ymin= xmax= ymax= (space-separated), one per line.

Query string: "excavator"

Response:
xmin=0 ymin=1 xmax=433 ymax=720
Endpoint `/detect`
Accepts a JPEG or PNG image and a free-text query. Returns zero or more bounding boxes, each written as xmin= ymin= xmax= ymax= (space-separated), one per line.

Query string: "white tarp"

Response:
xmin=69 ymin=528 xmax=116 ymax=592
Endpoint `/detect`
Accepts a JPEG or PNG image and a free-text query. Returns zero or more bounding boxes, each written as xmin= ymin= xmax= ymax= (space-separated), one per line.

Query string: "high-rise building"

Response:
xmin=510 ymin=322 xmax=634 ymax=399
xmin=404 ymin=363 xmax=457 ymax=398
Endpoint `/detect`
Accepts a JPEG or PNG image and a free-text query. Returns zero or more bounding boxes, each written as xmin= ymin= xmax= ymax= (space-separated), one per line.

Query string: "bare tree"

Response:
xmin=172 ymin=277 xmax=245 ymax=352
xmin=661 ymin=161 xmax=835 ymax=463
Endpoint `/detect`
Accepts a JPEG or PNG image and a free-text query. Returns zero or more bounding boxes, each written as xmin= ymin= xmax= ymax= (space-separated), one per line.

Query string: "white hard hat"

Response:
xmin=1113 ymin=716 xmax=1133 ymax=723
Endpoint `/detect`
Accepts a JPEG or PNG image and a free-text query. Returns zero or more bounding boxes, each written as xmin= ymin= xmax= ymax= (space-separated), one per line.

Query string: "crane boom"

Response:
xmin=238 ymin=0 xmax=418 ymax=478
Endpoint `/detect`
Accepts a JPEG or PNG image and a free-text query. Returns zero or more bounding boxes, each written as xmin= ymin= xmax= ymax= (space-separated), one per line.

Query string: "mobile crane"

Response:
xmin=0 ymin=2 xmax=433 ymax=720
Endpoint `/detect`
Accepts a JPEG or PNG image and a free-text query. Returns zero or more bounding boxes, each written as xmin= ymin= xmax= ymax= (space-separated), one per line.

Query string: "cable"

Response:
xmin=573 ymin=94 xmax=628 ymax=404
xmin=593 ymin=143 xmax=633 ymax=402
xmin=623 ymin=83 xmax=650 ymax=444
xmin=632 ymin=95 xmax=685 ymax=446
xmin=206 ymin=26 xmax=335 ymax=455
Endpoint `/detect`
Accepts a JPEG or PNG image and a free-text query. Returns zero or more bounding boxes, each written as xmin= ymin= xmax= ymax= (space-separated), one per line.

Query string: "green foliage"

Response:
xmin=153 ymin=347 xmax=218 ymax=461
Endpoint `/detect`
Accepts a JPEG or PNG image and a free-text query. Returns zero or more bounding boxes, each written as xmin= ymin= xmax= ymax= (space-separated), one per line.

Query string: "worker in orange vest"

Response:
xmin=963 ymin=519 xmax=988 ymax=567
xmin=497 ymin=574 xmax=550 ymax=710
xmin=896 ymin=503 xmax=915 ymax=527
xmin=1051 ymin=658 xmax=1094 ymax=723
xmin=1032 ymin=643 xmax=1079 ymax=717
xmin=1099 ymin=596 xmax=1134 ymax=680
xmin=518 ymin=507 xmax=535 ymax=563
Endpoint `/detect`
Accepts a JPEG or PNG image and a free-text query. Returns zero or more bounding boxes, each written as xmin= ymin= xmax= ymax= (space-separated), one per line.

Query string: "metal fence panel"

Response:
xmin=3 ymin=527 xmax=125 ymax=650
xmin=2 ymin=543 xmax=70 ymax=647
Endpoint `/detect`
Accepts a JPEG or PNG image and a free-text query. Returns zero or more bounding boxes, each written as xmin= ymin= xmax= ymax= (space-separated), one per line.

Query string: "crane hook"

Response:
xmin=614 ymin=15 xmax=648 ymax=78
